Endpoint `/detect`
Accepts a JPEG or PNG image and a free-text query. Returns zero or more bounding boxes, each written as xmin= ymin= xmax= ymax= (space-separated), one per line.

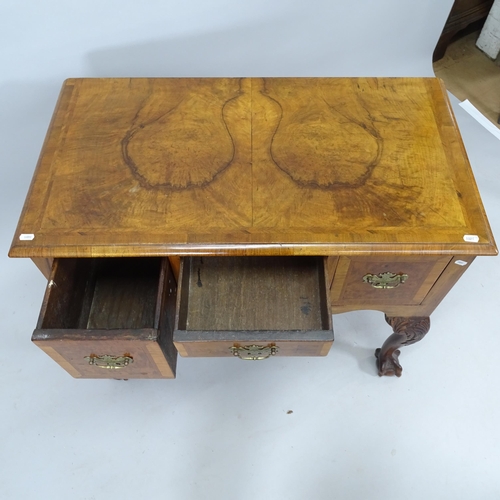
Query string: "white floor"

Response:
xmin=2 ymin=2 xmax=500 ymax=499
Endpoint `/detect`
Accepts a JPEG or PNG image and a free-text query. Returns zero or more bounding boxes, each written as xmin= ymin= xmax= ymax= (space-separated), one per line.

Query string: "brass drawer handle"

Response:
xmin=230 ymin=345 xmax=278 ymax=360
xmin=84 ymin=354 xmax=134 ymax=369
xmin=363 ymin=272 xmax=408 ymax=289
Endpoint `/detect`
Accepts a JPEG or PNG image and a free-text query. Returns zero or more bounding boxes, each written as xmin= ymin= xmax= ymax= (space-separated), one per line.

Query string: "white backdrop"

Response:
xmin=3 ymin=1 xmax=500 ymax=499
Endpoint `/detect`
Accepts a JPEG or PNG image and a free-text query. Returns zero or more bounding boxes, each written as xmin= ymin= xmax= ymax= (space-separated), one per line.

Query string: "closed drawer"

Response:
xmin=32 ymin=258 xmax=177 ymax=379
xmin=330 ymin=256 xmax=452 ymax=307
xmin=173 ymin=256 xmax=333 ymax=358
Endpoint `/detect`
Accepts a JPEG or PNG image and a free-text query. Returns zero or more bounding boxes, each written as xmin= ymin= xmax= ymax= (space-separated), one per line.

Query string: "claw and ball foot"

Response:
xmin=375 ymin=315 xmax=430 ymax=377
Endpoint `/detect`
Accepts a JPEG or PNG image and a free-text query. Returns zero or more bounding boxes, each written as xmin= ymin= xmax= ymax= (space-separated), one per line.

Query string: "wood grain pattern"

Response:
xmin=433 ymin=0 xmax=494 ymax=61
xmin=375 ymin=316 xmax=431 ymax=377
xmin=434 ymin=31 xmax=500 ymax=128
xmin=9 ymin=78 xmax=496 ymax=259
xmin=418 ymin=254 xmax=477 ymax=314
xmin=31 ymin=258 xmax=53 ymax=279
xmin=35 ymin=345 xmax=82 ymax=378
xmin=179 ymin=257 xmax=330 ymax=331
xmin=325 ymin=256 xmax=339 ymax=290
xmin=173 ymin=339 xmax=334 ymax=358
xmin=32 ymin=257 xmax=177 ymax=378
xmin=174 ymin=256 xmax=333 ymax=357
xmin=330 ymin=255 xmax=476 ymax=317
xmin=168 ymin=256 xmax=181 ymax=282
xmin=330 ymin=256 xmax=451 ymax=306
xmin=32 ymin=331 xmax=170 ymax=379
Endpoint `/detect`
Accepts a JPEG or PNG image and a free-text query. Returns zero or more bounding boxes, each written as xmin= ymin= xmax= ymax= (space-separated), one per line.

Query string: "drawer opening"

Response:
xmin=33 ymin=257 xmax=178 ymax=379
xmin=177 ymin=256 xmax=331 ymax=332
xmin=39 ymin=257 xmax=163 ymax=331
xmin=174 ymin=257 xmax=334 ymax=357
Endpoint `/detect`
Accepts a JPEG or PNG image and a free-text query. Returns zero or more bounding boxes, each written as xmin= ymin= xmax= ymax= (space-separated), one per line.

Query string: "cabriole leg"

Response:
xmin=375 ymin=315 xmax=430 ymax=377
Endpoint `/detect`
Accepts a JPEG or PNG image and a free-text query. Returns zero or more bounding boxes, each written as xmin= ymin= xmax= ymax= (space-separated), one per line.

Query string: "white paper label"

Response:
xmin=463 ymin=235 xmax=479 ymax=243
xmin=455 ymin=260 xmax=468 ymax=266
xmin=19 ymin=233 xmax=35 ymax=241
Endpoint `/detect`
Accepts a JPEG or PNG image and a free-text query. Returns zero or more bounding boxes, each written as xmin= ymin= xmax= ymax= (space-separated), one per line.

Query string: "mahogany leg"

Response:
xmin=375 ymin=315 xmax=430 ymax=377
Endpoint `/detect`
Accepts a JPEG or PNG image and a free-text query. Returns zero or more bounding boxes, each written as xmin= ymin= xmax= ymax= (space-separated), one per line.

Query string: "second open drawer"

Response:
xmin=173 ymin=256 xmax=334 ymax=358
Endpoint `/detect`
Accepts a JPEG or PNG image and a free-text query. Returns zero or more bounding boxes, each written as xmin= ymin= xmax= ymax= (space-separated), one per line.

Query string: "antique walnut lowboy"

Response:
xmin=9 ymin=77 xmax=497 ymax=378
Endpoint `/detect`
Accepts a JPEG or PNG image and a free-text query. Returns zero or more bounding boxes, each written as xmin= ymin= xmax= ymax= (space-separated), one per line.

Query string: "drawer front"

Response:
xmin=32 ymin=330 xmax=175 ymax=378
xmin=32 ymin=257 xmax=177 ymax=379
xmin=330 ymin=256 xmax=452 ymax=307
xmin=174 ymin=256 xmax=334 ymax=358
xmin=175 ymin=334 xmax=333 ymax=358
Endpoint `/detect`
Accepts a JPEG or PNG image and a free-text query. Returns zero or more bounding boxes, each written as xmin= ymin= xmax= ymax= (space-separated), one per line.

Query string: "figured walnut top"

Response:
xmin=10 ymin=77 xmax=496 ymax=257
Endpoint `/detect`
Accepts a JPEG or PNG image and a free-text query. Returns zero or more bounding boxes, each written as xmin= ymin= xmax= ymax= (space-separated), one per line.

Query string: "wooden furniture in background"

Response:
xmin=10 ymin=77 xmax=497 ymax=378
xmin=434 ymin=30 xmax=500 ymax=129
xmin=433 ymin=0 xmax=494 ymax=61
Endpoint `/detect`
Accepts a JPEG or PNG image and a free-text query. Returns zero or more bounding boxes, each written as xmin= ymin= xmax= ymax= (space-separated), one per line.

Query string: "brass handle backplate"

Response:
xmin=230 ymin=345 xmax=278 ymax=360
xmin=84 ymin=354 xmax=133 ymax=369
xmin=363 ymin=272 xmax=408 ymax=289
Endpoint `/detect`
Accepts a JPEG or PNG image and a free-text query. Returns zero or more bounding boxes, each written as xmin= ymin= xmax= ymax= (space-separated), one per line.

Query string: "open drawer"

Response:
xmin=32 ymin=257 xmax=177 ymax=379
xmin=173 ymin=256 xmax=334 ymax=358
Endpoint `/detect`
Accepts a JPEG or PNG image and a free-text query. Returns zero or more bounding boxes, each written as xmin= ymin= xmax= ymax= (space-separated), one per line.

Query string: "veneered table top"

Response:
xmin=10 ymin=77 xmax=496 ymax=257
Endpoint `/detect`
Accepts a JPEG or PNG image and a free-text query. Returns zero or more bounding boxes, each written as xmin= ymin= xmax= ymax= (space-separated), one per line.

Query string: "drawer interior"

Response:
xmin=176 ymin=256 xmax=331 ymax=332
xmin=40 ymin=257 xmax=163 ymax=331
xmin=34 ymin=257 xmax=178 ymax=378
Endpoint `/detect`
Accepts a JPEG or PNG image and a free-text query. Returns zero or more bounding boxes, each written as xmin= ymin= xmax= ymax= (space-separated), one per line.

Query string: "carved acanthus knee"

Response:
xmin=375 ymin=316 xmax=431 ymax=377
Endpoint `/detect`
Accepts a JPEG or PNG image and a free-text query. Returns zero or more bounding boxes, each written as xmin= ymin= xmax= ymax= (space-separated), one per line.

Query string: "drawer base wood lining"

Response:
xmin=32 ymin=257 xmax=177 ymax=379
xmin=174 ymin=256 xmax=334 ymax=357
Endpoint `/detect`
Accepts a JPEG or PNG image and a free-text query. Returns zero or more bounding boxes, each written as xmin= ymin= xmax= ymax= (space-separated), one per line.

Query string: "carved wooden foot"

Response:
xmin=375 ymin=315 xmax=430 ymax=377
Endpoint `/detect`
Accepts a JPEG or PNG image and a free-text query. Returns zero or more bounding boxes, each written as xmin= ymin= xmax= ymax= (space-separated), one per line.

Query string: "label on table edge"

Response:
xmin=463 ymin=235 xmax=479 ymax=243
xmin=19 ymin=233 xmax=35 ymax=241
